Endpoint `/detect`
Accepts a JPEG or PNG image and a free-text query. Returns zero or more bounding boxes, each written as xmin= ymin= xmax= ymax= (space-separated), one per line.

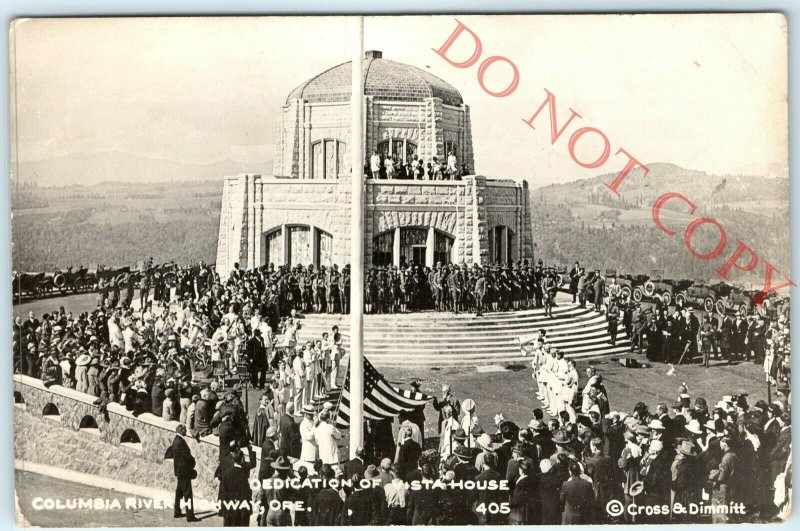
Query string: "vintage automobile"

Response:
xmin=12 ymin=271 xmax=46 ymax=298
xmin=616 ymin=272 xmax=650 ymax=302
xmin=642 ymin=270 xmax=693 ymax=306
xmin=52 ymin=266 xmax=90 ymax=293
xmin=676 ymin=280 xmax=720 ymax=313
xmin=678 ymin=280 xmax=764 ymax=316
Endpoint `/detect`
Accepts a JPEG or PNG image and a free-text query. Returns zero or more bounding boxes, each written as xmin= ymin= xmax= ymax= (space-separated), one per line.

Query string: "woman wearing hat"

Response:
xmin=257 ymin=455 xmax=293 ymax=526
xmin=618 ymin=429 xmax=642 ymax=522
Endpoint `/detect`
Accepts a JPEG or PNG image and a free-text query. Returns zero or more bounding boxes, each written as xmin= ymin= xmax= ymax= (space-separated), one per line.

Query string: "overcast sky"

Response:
xmin=11 ymin=14 xmax=788 ymax=185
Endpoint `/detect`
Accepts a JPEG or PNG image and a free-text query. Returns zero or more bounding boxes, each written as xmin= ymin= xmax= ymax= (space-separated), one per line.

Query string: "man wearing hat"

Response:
xmin=170 ymin=424 xmax=199 ymax=522
xmin=297 ymin=404 xmax=318 ymax=470
xmin=672 ymin=439 xmax=703 ymax=521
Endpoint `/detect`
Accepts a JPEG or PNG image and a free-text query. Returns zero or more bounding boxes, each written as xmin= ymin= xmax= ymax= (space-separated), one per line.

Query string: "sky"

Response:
xmin=10 ymin=14 xmax=788 ymax=186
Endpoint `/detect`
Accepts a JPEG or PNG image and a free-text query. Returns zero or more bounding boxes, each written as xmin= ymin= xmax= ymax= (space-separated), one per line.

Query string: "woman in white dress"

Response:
xmin=439 ymin=405 xmax=459 ymax=460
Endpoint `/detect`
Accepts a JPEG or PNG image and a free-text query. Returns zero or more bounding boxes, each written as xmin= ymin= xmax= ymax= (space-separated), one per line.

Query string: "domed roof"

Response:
xmin=286 ymin=51 xmax=463 ymax=106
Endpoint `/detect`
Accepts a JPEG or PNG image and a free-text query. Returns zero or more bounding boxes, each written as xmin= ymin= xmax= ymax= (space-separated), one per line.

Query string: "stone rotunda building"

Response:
xmin=216 ymin=51 xmax=533 ymax=276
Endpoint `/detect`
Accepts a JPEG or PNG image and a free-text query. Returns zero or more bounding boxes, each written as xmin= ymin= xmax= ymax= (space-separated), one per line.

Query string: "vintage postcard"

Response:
xmin=10 ymin=14 xmax=791 ymax=526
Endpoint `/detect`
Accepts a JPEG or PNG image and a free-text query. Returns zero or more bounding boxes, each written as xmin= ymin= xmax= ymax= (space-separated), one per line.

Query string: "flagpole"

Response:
xmin=349 ymin=16 xmax=365 ymax=459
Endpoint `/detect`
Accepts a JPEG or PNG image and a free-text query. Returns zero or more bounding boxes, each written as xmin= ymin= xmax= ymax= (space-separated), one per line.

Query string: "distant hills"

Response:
xmin=529 ymin=163 xmax=790 ymax=286
xmin=15 ymin=152 xmax=272 ymax=187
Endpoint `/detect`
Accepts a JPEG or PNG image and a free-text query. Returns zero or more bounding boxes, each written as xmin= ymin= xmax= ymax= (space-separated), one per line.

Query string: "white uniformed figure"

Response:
xmin=297 ymin=405 xmax=318 ymax=471
xmin=314 ymin=410 xmax=342 ymax=473
xmin=582 ymin=367 xmax=600 ymax=414
xmin=292 ymin=352 xmax=306 ymax=412
xmin=555 ymin=350 xmax=570 ymax=414
xmin=563 ymin=359 xmax=579 ymax=422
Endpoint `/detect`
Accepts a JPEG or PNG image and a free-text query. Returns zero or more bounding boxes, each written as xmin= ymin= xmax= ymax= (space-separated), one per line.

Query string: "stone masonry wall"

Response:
xmin=216 ymin=174 xmax=531 ymax=276
xmin=13 ymin=375 xmax=261 ymax=501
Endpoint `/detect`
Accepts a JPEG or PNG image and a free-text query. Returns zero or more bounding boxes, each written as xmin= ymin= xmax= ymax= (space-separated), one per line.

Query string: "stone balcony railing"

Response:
xmin=13 ymin=374 xmax=262 ymax=501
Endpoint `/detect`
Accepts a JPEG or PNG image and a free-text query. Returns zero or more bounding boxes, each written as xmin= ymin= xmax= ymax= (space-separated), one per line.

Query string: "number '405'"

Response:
xmin=475 ymin=502 xmax=510 ymax=514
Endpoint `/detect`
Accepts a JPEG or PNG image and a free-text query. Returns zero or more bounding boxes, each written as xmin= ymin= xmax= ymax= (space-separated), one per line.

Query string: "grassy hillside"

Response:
xmin=530 ymin=163 xmax=790 ymax=285
xmin=12 ymin=180 xmax=223 ymax=271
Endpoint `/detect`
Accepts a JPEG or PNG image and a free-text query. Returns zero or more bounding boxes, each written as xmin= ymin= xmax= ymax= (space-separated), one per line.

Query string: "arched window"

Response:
xmin=434 ymin=230 xmax=455 ymax=265
xmin=120 ymin=428 xmax=141 ymax=444
xmin=120 ymin=428 xmax=143 ymax=452
xmin=373 ymin=231 xmax=394 ymax=267
xmin=42 ymin=403 xmax=60 ymax=421
xmin=79 ymin=415 xmax=100 ymax=436
xmin=263 ymin=225 xmax=334 ymax=268
xmin=376 ymin=139 xmax=417 ymax=166
xmin=310 ymin=139 xmax=348 ymax=179
xmin=79 ymin=415 xmax=99 ymax=430
xmin=488 ymin=226 xmax=514 ymax=265
xmin=263 ymin=227 xmax=282 ymax=267
xmin=13 ymin=391 xmax=24 ymax=404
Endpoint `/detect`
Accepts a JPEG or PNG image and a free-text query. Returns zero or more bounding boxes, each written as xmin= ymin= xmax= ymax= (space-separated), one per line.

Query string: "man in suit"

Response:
xmin=344 ymin=446 xmax=366 ymax=480
xmin=732 ymin=312 xmax=749 ymax=361
xmin=509 ymin=458 xmax=541 ymax=524
xmin=592 ymin=271 xmax=605 ymax=312
xmin=561 ymin=461 xmax=595 ymax=524
xmin=473 ymin=453 xmax=506 ymax=525
xmin=171 ymin=424 xmax=199 ymax=522
xmin=585 ymin=437 xmax=614 ymax=522
xmin=246 ymin=329 xmax=268 ymax=390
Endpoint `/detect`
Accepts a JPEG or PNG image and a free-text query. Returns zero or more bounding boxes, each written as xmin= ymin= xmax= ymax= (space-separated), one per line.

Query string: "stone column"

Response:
xmin=247 ymin=175 xmax=256 ymax=269
xmin=282 ymin=224 xmax=290 ymax=266
xmin=426 ymin=226 xmax=435 ymax=267
xmin=500 ymin=226 xmax=508 ymax=266
xmin=393 ymin=227 xmax=401 ymax=267
xmin=471 ymin=175 xmax=489 ymax=265
xmin=311 ymin=226 xmax=319 ymax=268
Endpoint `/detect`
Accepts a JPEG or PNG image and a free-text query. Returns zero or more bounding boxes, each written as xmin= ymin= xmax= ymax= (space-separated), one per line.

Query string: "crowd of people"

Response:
xmin=171 ymin=376 xmax=792 ymax=525
xmin=12 ymin=255 xmax=793 ymax=526
xmin=366 ymin=150 xmax=468 ymax=181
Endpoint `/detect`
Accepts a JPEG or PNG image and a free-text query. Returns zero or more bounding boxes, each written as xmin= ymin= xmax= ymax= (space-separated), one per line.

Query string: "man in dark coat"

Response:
xmin=473 ymin=453 xmax=507 ymax=525
xmin=310 ymin=465 xmax=344 ymax=525
xmin=246 ymin=329 xmax=268 ymax=389
xmin=218 ymin=446 xmax=257 ymax=527
xmin=585 ymin=437 xmax=615 ymax=522
xmin=251 ymin=392 xmax=272 ymax=447
xmin=257 ymin=427 xmax=278 ymax=481
xmin=642 ymin=439 xmax=672 ymax=523
xmin=560 ymin=461 xmax=595 ymax=524
xmin=170 ymin=425 xmax=199 ymax=521
xmin=538 ymin=459 xmax=562 ymax=524
xmin=278 ymin=403 xmax=298 ymax=458
xmin=344 ymin=446 xmax=366 ymax=480
xmin=508 ymin=458 xmax=541 ymax=524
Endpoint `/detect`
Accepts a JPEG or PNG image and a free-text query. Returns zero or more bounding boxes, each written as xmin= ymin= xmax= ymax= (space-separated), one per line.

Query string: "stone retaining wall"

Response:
xmin=13 ymin=375 xmax=261 ymax=501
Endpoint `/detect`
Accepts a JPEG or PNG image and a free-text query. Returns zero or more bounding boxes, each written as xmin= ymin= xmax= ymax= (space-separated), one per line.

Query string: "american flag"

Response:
xmin=333 ymin=357 xmax=433 ymax=429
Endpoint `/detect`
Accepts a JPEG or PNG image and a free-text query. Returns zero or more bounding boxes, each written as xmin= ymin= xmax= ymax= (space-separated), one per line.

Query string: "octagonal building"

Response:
xmin=216 ymin=51 xmax=533 ymax=276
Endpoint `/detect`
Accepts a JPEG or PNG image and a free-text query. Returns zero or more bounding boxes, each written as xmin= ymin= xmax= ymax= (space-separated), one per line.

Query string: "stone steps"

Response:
xmin=290 ymin=303 xmax=629 ymax=367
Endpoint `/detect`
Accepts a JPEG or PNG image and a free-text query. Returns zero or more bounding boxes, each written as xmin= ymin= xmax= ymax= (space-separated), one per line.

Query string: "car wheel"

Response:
xmin=703 ymin=297 xmax=715 ymax=313
xmin=674 ymin=292 xmax=687 ymax=307
xmin=643 ymin=280 xmax=655 ymax=297
xmin=633 ymin=287 xmax=643 ymax=302
xmin=661 ymin=291 xmax=672 ymax=306
xmin=715 ymin=299 xmax=726 ymax=316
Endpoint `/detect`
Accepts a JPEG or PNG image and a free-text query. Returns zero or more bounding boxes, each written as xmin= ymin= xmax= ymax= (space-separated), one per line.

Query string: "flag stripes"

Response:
xmin=333 ymin=357 xmax=433 ymax=429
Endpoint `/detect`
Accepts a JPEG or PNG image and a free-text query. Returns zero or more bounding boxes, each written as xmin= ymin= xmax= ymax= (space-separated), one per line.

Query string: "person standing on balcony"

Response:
xmin=369 ymin=150 xmax=381 ymax=179
xmin=447 ymin=150 xmax=458 ymax=179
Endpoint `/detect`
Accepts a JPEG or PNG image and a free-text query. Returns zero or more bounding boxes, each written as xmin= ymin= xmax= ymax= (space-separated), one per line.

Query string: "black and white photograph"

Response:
xmin=9 ymin=14 xmax=792 ymax=526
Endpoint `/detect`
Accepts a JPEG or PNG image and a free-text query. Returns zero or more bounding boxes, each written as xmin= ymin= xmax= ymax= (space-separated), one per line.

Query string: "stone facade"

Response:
xmin=13 ymin=375 xmax=259 ymax=501
xmin=216 ymin=175 xmax=533 ymax=276
xmin=215 ymin=51 xmax=533 ymax=277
